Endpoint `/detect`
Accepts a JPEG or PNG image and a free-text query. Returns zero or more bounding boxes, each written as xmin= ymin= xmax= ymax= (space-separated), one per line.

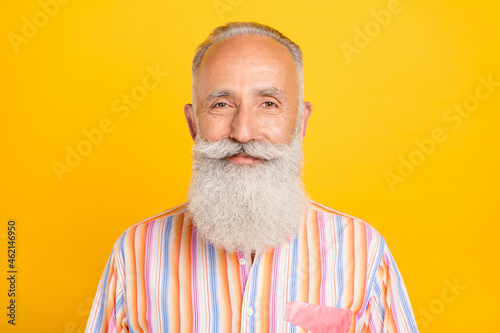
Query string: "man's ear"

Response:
xmin=184 ymin=103 xmax=197 ymax=140
xmin=299 ymin=101 xmax=312 ymax=141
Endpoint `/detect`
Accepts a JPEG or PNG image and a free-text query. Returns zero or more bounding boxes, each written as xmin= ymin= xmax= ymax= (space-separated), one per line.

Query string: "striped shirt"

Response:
xmin=85 ymin=200 xmax=418 ymax=333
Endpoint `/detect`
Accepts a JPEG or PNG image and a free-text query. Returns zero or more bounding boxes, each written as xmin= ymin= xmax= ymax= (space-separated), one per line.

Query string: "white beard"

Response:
xmin=187 ymin=135 xmax=307 ymax=253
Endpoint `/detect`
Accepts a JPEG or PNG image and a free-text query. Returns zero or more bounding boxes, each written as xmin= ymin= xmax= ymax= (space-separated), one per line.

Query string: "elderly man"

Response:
xmin=85 ymin=22 xmax=418 ymax=333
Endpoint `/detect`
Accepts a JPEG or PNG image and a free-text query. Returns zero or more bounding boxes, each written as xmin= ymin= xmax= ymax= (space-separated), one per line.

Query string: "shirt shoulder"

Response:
xmin=306 ymin=199 xmax=387 ymax=252
xmin=124 ymin=202 xmax=188 ymax=230
xmin=111 ymin=202 xmax=189 ymax=252
xmin=307 ymin=199 xmax=383 ymax=236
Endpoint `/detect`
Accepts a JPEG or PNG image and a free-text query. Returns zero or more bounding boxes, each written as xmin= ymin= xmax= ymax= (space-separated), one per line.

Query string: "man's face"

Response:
xmin=185 ymin=34 xmax=311 ymax=164
xmin=185 ymin=33 xmax=312 ymax=253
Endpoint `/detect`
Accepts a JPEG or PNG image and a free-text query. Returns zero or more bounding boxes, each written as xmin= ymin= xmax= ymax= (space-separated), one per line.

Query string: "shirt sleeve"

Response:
xmin=364 ymin=239 xmax=418 ymax=332
xmin=85 ymin=240 xmax=128 ymax=333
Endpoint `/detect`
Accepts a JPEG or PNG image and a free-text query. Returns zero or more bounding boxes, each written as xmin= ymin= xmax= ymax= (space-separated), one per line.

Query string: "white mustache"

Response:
xmin=193 ymin=138 xmax=295 ymax=161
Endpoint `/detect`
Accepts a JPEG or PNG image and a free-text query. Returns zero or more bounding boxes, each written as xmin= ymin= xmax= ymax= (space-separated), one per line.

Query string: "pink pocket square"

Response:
xmin=284 ymin=301 xmax=354 ymax=333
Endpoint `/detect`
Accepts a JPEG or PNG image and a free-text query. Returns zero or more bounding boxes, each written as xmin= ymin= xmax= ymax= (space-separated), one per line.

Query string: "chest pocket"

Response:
xmin=284 ymin=301 xmax=355 ymax=333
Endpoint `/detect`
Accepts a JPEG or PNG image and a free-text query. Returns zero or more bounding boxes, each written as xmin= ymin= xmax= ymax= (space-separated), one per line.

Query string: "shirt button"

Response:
xmin=246 ymin=307 xmax=253 ymax=316
xmin=239 ymin=258 xmax=246 ymax=265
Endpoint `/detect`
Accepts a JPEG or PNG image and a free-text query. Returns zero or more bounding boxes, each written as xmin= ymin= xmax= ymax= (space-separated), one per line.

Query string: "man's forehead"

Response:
xmin=196 ymin=35 xmax=298 ymax=100
xmin=204 ymin=34 xmax=292 ymax=61
xmin=198 ymin=35 xmax=296 ymax=77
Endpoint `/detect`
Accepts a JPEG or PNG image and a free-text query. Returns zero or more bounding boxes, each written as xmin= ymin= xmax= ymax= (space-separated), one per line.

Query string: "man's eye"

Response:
xmin=263 ymin=101 xmax=277 ymax=107
xmin=213 ymin=102 xmax=228 ymax=108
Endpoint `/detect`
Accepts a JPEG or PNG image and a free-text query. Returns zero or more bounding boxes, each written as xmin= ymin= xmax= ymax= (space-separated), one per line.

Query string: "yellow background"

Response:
xmin=1 ymin=0 xmax=499 ymax=331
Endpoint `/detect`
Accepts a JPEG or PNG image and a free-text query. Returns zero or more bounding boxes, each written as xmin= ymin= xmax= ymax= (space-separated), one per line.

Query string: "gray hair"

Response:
xmin=191 ymin=21 xmax=304 ymax=115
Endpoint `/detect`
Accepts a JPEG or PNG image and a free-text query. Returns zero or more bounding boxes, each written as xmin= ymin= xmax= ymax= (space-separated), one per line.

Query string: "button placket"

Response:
xmin=240 ymin=251 xmax=262 ymax=332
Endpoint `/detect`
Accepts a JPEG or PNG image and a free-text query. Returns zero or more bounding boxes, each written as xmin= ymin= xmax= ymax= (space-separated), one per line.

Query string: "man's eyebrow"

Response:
xmin=203 ymin=87 xmax=287 ymax=106
xmin=205 ymin=89 xmax=236 ymax=103
xmin=252 ymin=87 xmax=287 ymax=101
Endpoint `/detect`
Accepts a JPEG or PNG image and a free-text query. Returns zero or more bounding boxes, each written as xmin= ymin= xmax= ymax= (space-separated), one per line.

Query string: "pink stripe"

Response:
xmin=145 ymin=220 xmax=155 ymax=330
xmin=318 ymin=211 xmax=327 ymax=306
xmin=191 ymin=228 xmax=199 ymax=333
xmin=269 ymin=246 xmax=280 ymax=332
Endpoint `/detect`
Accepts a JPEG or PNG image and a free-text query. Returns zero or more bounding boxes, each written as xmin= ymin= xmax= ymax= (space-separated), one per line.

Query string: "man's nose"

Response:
xmin=229 ymin=104 xmax=258 ymax=143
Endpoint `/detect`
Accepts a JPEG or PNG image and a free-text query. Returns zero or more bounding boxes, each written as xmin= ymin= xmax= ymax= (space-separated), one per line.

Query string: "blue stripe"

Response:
xmin=335 ymin=215 xmax=344 ymax=308
xmin=247 ymin=254 xmax=260 ymax=333
xmin=161 ymin=217 xmax=173 ymax=331
xmin=373 ymin=280 xmax=385 ymax=319
xmin=387 ymin=244 xmax=418 ymax=332
xmin=116 ymin=291 xmax=124 ymax=312
xmin=365 ymin=233 xmax=385 ymax=306
xmin=207 ymin=243 xmax=219 ymax=333
xmin=93 ymin=247 xmax=112 ymax=331
xmin=289 ymin=237 xmax=298 ymax=302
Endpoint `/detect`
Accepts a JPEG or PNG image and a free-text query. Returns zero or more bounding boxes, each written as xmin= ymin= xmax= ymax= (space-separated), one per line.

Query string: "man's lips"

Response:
xmin=227 ymin=153 xmax=261 ymax=165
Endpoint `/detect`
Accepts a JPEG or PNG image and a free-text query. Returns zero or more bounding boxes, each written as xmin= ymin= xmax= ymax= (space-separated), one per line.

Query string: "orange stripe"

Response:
xmin=227 ymin=252 xmax=242 ymax=331
xmin=259 ymin=249 xmax=274 ymax=333
xmin=136 ymin=223 xmax=149 ymax=332
xmin=343 ymin=217 xmax=355 ymax=309
xmin=352 ymin=220 xmax=367 ymax=312
xmin=307 ymin=207 xmax=321 ymax=305
xmin=124 ymin=226 xmax=139 ymax=330
xmin=106 ymin=255 xmax=118 ymax=332
xmin=330 ymin=213 xmax=337 ymax=305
